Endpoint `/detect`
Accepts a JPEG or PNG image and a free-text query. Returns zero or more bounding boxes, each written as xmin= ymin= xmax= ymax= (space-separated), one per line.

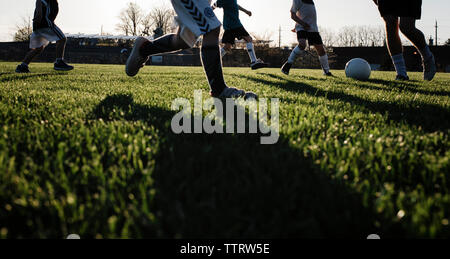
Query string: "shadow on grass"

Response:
xmin=89 ymin=94 xmax=399 ymax=238
xmin=242 ymin=73 xmax=450 ymax=132
xmin=0 ymin=72 xmax=69 ymax=83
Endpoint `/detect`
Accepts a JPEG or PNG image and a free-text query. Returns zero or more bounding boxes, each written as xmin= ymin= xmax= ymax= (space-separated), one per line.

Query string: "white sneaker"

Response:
xmin=218 ymin=87 xmax=258 ymax=100
xmin=126 ymin=37 xmax=150 ymax=77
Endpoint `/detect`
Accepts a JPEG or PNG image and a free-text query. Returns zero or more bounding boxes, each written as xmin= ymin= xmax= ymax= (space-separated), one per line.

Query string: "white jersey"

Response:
xmin=291 ymin=0 xmax=319 ymax=32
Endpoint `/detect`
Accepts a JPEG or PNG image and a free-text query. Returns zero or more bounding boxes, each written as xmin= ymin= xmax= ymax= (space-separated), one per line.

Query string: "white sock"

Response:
xmin=220 ymin=48 xmax=227 ymax=58
xmin=246 ymin=43 xmax=257 ymax=63
xmin=288 ymin=46 xmax=304 ymax=64
xmin=319 ymin=54 xmax=330 ymax=73
xmin=391 ymin=53 xmax=408 ymax=77
xmin=419 ymin=45 xmax=433 ymax=61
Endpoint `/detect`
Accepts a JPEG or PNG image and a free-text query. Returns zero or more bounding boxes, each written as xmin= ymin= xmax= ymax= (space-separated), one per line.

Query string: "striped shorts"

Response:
xmin=171 ymin=0 xmax=221 ymax=47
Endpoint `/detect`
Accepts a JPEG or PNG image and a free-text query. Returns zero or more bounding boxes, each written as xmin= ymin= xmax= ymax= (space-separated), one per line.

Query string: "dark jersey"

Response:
xmin=33 ymin=0 xmax=59 ymax=31
xmin=216 ymin=0 xmax=243 ymax=30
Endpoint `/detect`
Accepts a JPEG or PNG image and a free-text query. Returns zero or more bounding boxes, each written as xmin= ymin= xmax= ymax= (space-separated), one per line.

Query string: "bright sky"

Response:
xmin=1 ymin=0 xmax=449 ymax=45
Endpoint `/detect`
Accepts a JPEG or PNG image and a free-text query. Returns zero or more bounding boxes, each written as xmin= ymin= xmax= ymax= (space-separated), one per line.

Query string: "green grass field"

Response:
xmin=0 ymin=62 xmax=449 ymax=238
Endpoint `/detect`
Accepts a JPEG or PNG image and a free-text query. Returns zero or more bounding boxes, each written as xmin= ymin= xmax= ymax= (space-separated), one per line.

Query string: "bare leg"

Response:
xmin=55 ymin=38 xmax=67 ymax=60
xmin=383 ymin=16 xmax=402 ymax=56
xmin=399 ymin=17 xmax=426 ymax=50
xmin=22 ymin=46 xmax=45 ymax=65
xmin=383 ymin=15 xmax=408 ymax=78
xmin=313 ymin=44 xmax=326 ymax=57
xmin=399 ymin=17 xmax=436 ymax=80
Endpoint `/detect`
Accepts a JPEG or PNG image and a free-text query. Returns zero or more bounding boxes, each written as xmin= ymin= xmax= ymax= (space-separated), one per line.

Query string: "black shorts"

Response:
xmin=378 ymin=0 xmax=422 ymax=19
xmin=222 ymin=27 xmax=250 ymax=45
xmin=297 ymin=31 xmax=323 ymax=46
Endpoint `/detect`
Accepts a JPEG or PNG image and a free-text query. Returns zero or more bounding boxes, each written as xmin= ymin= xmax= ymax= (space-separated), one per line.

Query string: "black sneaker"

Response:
xmin=250 ymin=59 xmax=269 ymax=70
xmin=54 ymin=60 xmax=74 ymax=71
xmin=324 ymin=71 xmax=333 ymax=76
xmin=281 ymin=62 xmax=292 ymax=75
xmin=395 ymin=75 xmax=410 ymax=81
xmin=15 ymin=64 xmax=30 ymax=73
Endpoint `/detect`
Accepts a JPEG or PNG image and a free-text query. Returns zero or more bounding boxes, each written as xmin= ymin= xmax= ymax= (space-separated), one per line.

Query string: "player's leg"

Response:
xmin=281 ymin=33 xmax=307 ymax=75
xmin=383 ymin=16 xmax=409 ymax=80
xmin=53 ymin=37 xmax=74 ymax=71
xmin=50 ymin=25 xmax=74 ymax=71
xmin=16 ymin=46 xmax=45 ymax=73
xmin=313 ymin=44 xmax=332 ymax=76
xmin=309 ymin=32 xmax=332 ymax=76
xmin=243 ymin=34 xmax=268 ymax=70
xmin=378 ymin=0 xmax=409 ymax=80
xmin=399 ymin=17 xmax=436 ymax=80
xmin=201 ymin=26 xmax=257 ymax=99
xmin=126 ymin=29 xmax=190 ymax=77
xmin=221 ymin=43 xmax=233 ymax=58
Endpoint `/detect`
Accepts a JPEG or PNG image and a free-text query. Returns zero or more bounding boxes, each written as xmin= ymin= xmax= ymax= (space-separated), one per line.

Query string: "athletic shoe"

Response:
xmin=324 ymin=71 xmax=333 ymax=76
xmin=281 ymin=62 xmax=292 ymax=75
xmin=54 ymin=60 xmax=74 ymax=71
xmin=395 ymin=75 xmax=410 ymax=81
xmin=126 ymin=37 xmax=150 ymax=77
xmin=251 ymin=59 xmax=269 ymax=70
xmin=15 ymin=64 xmax=30 ymax=73
xmin=217 ymin=87 xmax=258 ymax=100
xmin=423 ymin=55 xmax=437 ymax=81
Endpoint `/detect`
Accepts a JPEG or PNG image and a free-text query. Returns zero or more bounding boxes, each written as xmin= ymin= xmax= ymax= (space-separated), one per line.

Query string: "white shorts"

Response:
xmin=29 ymin=25 xmax=66 ymax=49
xmin=171 ymin=0 xmax=221 ymax=47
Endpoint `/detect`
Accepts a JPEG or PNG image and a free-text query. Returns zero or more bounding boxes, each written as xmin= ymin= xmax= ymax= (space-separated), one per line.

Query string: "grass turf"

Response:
xmin=0 ymin=62 xmax=449 ymax=238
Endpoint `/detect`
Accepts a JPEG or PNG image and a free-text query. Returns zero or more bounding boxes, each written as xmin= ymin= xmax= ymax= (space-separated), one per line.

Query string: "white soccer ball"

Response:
xmin=345 ymin=58 xmax=371 ymax=80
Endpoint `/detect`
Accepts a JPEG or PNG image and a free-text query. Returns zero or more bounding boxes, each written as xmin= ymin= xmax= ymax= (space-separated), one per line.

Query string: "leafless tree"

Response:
xmin=318 ymin=26 xmax=337 ymax=47
xmin=252 ymin=30 xmax=275 ymax=47
xmin=335 ymin=25 xmax=385 ymax=47
xmin=116 ymin=2 xmax=144 ymax=36
xmin=147 ymin=5 xmax=175 ymax=37
xmin=13 ymin=16 xmax=33 ymax=42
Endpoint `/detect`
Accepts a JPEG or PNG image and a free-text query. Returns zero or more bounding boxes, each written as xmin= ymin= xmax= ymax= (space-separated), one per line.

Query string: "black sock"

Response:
xmin=140 ymin=34 xmax=190 ymax=57
xmin=201 ymin=46 xmax=227 ymax=97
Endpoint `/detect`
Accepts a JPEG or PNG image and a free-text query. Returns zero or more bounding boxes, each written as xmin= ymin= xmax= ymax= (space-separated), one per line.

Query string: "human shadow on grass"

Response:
xmin=266 ymin=73 xmax=450 ymax=98
xmin=0 ymin=72 xmax=70 ymax=83
xmin=89 ymin=94 xmax=403 ymax=238
xmin=366 ymin=78 xmax=450 ymax=97
xmin=242 ymin=73 xmax=450 ymax=132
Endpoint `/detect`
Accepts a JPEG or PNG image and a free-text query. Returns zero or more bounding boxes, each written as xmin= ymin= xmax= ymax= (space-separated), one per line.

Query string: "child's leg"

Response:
xmin=243 ymin=36 xmax=257 ymax=64
xmin=399 ymin=17 xmax=433 ymax=61
xmin=201 ymin=27 xmax=228 ymax=97
xmin=399 ymin=17 xmax=436 ymax=80
xmin=313 ymin=44 xmax=331 ymax=74
xmin=383 ymin=16 xmax=408 ymax=78
xmin=55 ymin=38 xmax=67 ymax=60
xmin=140 ymin=29 xmax=190 ymax=57
xmin=22 ymin=46 xmax=45 ymax=65
xmin=221 ymin=43 xmax=233 ymax=58
xmin=287 ymin=39 xmax=307 ymax=64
